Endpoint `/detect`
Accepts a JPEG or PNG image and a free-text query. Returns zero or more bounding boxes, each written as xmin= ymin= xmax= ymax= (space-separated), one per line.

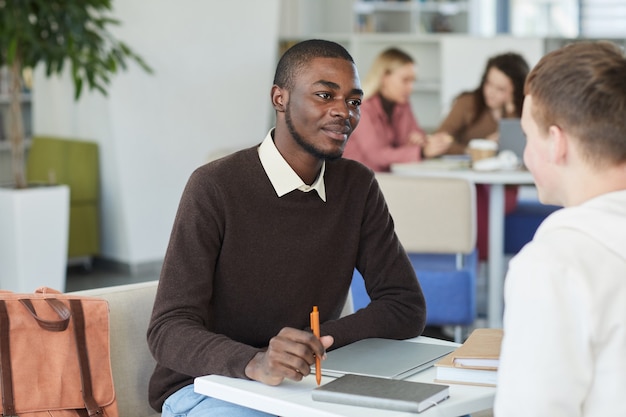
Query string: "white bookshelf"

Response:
xmin=279 ymin=0 xmax=478 ymax=36
xmin=354 ymin=0 xmax=473 ymax=34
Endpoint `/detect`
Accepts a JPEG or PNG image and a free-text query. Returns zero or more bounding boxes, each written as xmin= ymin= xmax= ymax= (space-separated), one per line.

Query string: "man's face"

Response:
xmin=521 ymin=95 xmax=556 ymax=203
xmin=284 ymin=57 xmax=362 ymax=160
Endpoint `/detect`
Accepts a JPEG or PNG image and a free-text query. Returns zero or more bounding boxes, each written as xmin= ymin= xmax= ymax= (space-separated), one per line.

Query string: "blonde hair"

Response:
xmin=362 ymin=48 xmax=415 ymax=100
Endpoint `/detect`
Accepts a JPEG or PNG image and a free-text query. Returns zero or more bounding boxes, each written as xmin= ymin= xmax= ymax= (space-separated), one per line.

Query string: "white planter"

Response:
xmin=0 ymin=185 xmax=70 ymax=292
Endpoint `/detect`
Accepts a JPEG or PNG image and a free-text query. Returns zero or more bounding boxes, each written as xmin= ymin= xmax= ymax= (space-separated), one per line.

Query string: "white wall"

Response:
xmin=33 ymin=0 xmax=280 ymax=270
xmin=279 ymin=0 xmax=355 ymax=37
xmin=440 ymin=36 xmax=545 ymax=116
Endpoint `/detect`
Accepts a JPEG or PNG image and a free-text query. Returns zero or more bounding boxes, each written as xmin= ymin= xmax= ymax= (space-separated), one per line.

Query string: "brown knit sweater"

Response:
xmin=147 ymin=145 xmax=426 ymax=410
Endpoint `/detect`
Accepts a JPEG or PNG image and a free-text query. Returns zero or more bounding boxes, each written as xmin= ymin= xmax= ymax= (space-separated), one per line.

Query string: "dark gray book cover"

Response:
xmin=312 ymin=374 xmax=450 ymax=413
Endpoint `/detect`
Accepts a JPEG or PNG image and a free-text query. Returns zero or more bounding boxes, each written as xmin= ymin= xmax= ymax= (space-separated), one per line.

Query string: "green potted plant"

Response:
xmin=0 ymin=0 xmax=151 ymax=292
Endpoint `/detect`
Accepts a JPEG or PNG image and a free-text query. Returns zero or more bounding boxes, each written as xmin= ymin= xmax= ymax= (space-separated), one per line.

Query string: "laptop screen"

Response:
xmin=498 ymin=118 xmax=526 ymax=161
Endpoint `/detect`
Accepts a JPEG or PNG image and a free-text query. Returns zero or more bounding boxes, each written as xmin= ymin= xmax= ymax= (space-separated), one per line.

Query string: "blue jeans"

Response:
xmin=162 ymin=384 xmax=276 ymax=417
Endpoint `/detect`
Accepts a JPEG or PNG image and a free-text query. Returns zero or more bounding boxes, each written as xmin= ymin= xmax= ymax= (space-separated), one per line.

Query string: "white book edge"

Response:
xmin=436 ymin=366 xmax=498 ymax=386
xmin=453 ymin=358 xmax=500 ymax=368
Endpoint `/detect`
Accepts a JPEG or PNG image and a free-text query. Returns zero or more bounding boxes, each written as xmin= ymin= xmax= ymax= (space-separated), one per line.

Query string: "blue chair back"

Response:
xmin=351 ymin=174 xmax=478 ymax=342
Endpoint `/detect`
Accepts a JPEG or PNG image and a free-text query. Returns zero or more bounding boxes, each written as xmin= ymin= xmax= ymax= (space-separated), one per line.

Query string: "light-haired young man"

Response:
xmin=495 ymin=41 xmax=626 ymax=416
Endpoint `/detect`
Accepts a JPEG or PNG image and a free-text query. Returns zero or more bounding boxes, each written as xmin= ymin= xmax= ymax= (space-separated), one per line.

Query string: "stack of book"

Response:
xmin=434 ymin=328 xmax=503 ymax=387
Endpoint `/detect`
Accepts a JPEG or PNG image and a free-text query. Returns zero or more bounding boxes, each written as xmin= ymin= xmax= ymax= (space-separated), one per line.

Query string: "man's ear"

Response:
xmin=548 ymin=124 xmax=568 ymax=165
xmin=271 ymin=85 xmax=287 ymax=112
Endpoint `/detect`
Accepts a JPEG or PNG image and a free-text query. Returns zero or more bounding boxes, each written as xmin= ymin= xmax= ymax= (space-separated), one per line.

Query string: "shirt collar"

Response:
xmin=258 ymin=130 xmax=327 ymax=202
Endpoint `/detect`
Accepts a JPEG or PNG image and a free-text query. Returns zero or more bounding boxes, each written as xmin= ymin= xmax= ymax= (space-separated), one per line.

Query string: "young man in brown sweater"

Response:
xmin=148 ymin=39 xmax=427 ymax=416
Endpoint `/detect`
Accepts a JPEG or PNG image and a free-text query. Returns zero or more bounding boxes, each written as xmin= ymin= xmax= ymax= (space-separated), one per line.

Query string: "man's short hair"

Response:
xmin=525 ymin=41 xmax=626 ymax=166
xmin=274 ymin=39 xmax=355 ymax=90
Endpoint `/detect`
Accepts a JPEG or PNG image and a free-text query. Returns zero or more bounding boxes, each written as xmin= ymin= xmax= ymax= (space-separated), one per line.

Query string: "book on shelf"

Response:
xmin=434 ymin=328 xmax=503 ymax=387
xmin=312 ymin=374 xmax=449 ymax=413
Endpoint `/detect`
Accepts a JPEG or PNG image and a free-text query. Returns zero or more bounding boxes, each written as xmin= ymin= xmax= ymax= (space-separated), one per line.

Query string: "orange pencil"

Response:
xmin=310 ymin=306 xmax=321 ymax=385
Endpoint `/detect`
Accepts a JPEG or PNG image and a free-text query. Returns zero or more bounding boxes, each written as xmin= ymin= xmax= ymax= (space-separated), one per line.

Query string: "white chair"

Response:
xmin=351 ymin=173 xmax=478 ymax=342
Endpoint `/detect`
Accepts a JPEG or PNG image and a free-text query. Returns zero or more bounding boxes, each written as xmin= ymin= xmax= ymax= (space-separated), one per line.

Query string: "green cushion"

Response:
xmin=26 ymin=136 xmax=100 ymax=258
xmin=26 ymin=136 xmax=99 ymax=201
xmin=69 ymin=204 xmax=100 ymax=258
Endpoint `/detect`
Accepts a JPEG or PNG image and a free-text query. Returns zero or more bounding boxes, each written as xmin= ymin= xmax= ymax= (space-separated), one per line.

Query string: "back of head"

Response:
xmin=362 ymin=48 xmax=414 ymax=99
xmin=525 ymin=41 xmax=626 ymax=166
xmin=273 ymin=39 xmax=355 ymax=91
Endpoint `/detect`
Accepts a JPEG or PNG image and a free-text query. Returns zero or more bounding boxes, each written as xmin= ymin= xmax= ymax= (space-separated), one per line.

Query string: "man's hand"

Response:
xmin=244 ymin=327 xmax=334 ymax=386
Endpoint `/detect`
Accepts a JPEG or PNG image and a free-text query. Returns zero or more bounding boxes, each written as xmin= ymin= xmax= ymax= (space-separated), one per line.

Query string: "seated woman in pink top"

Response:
xmin=343 ymin=48 xmax=451 ymax=172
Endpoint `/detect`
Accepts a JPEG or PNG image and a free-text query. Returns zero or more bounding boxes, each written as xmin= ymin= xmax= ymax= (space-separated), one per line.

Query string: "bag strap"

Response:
xmin=0 ymin=298 xmax=70 ymax=416
xmin=19 ymin=298 xmax=71 ymax=331
xmin=70 ymin=300 xmax=104 ymax=417
xmin=0 ymin=300 xmax=17 ymax=417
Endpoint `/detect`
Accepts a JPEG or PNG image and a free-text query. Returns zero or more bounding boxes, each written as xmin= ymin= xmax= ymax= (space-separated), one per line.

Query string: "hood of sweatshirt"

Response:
xmin=534 ymin=190 xmax=626 ymax=262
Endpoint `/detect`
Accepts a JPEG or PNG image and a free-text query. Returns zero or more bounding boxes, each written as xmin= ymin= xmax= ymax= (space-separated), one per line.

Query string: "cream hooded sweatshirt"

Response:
xmin=495 ymin=190 xmax=626 ymax=417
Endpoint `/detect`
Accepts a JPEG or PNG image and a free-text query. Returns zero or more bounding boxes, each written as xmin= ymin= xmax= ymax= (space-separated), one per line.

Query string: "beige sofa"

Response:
xmin=73 ymin=280 xmax=161 ymax=417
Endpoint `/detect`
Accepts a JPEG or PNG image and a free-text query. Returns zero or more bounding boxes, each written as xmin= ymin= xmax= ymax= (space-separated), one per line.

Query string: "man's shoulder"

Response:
xmin=189 ymin=145 xmax=260 ymax=187
xmin=198 ymin=145 xmax=258 ymax=172
xmin=535 ymin=191 xmax=626 ymax=256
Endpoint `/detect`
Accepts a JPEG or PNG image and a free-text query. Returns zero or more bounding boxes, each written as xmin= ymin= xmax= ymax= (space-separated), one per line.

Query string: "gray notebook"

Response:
xmin=312 ymin=374 xmax=450 ymax=413
xmin=318 ymin=338 xmax=456 ymax=380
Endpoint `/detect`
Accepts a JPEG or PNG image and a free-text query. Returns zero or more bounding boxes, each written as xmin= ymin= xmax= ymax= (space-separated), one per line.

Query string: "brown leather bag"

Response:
xmin=0 ymin=287 xmax=119 ymax=417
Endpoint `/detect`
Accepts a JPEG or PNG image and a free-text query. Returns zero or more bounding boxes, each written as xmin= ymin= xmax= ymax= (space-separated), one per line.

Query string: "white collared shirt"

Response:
xmin=258 ymin=130 xmax=327 ymax=202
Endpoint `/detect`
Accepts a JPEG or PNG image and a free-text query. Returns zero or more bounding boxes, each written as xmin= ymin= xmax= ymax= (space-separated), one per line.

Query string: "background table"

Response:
xmin=390 ymin=163 xmax=535 ymax=328
xmin=194 ymin=337 xmax=495 ymax=417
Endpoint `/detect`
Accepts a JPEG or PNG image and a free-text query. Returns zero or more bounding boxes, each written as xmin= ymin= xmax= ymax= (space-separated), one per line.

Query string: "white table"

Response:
xmin=390 ymin=163 xmax=535 ymax=328
xmin=194 ymin=337 xmax=495 ymax=417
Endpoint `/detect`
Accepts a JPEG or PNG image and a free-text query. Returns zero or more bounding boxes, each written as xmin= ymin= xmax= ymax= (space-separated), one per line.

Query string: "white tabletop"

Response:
xmin=391 ymin=162 xmax=535 ymax=185
xmin=194 ymin=337 xmax=495 ymax=417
